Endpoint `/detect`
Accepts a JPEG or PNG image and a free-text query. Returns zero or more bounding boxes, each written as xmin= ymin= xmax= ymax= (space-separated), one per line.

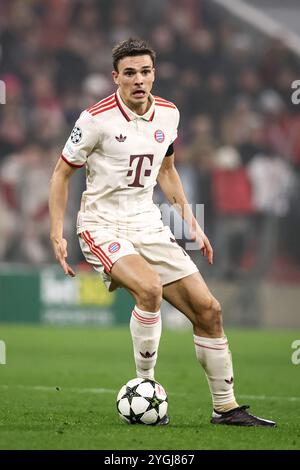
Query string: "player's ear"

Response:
xmin=112 ymin=70 xmax=119 ymax=85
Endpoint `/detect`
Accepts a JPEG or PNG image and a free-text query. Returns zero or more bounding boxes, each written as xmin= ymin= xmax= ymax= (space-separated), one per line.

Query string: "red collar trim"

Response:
xmin=115 ymin=92 xmax=131 ymax=122
xmin=115 ymin=92 xmax=155 ymax=122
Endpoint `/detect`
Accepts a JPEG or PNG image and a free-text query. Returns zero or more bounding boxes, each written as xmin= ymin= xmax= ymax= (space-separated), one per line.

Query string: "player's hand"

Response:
xmin=50 ymin=236 xmax=76 ymax=277
xmin=189 ymin=225 xmax=214 ymax=265
xmin=199 ymin=233 xmax=213 ymax=265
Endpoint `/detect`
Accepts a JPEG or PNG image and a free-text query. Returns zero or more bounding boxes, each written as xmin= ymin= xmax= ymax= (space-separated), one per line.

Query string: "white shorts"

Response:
xmin=78 ymin=225 xmax=198 ymax=291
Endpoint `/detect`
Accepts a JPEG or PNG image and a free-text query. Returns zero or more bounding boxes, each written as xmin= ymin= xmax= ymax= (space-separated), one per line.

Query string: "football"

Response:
xmin=116 ymin=378 xmax=168 ymax=425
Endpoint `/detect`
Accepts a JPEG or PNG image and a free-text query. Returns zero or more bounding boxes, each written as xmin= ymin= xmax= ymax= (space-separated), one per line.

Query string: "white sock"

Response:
xmin=194 ymin=335 xmax=238 ymax=412
xmin=130 ymin=306 xmax=162 ymax=380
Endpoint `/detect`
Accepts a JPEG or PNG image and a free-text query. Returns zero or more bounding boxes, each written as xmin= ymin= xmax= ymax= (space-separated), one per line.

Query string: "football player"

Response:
xmin=49 ymin=38 xmax=276 ymax=427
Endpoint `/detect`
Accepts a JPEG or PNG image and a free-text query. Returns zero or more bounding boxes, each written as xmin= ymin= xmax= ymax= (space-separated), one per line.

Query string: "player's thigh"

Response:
xmin=162 ymin=271 xmax=218 ymax=323
xmin=111 ymin=253 xmax=162 ymax=298
xmin=138 ymin=225 xmax=198 ymax=286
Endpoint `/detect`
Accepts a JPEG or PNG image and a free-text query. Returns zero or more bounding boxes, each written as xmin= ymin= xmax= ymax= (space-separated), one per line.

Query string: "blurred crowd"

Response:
xmin=1 ymin=0 xmax=300 ymax=281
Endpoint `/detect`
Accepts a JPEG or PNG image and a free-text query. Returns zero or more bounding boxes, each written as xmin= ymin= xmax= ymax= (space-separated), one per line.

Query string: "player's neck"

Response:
xmin=119 ymin=91 xmax=152 ymax=116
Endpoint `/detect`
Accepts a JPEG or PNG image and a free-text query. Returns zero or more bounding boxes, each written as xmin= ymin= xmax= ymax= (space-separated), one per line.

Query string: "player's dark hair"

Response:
xmin=112 ymin=38 xmax=156 ymax=71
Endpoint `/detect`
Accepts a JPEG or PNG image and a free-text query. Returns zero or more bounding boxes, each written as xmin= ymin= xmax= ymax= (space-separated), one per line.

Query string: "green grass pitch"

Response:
xmin=0 ymin=325 xmax=299 ymax=450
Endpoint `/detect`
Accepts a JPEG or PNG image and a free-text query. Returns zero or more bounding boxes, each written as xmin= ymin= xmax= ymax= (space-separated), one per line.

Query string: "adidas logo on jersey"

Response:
xmin=115 ymin=134 xmax=127 ymax=142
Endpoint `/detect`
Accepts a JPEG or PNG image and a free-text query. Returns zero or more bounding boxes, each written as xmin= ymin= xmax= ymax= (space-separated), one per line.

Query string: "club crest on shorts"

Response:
xmin=154 ymin=129 xmax=165 ymax=143
xmin=70 ymin=126 xmax=82 ymax=144
xmin=108 ymin=242 xmax=121 ymax=253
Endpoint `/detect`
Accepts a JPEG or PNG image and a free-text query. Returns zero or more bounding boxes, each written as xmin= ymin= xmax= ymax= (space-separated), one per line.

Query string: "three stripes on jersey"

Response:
xmin=87 ymin=93 xmax=176 ymax=117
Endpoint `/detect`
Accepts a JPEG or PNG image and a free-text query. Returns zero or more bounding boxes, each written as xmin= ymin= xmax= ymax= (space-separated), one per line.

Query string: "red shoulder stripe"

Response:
xmin=154 ymin=96 xmax=176 ymax=106
xmin=88 ymin=100 xmax=117 ymax=116
xmin=88 ymin=96 xmax=115 ymax=113
xmin=87 ymin=93 xmax=115 ymax=112
xmin=154 ymin=96 xmax=172 ymax=102
xmin=90 ymin=102 xmax=117 ymax=116
xmin=155 ymin=103 xmax=177 ymax=109
xmin=89 ymin=100 xmax=116 ymax=115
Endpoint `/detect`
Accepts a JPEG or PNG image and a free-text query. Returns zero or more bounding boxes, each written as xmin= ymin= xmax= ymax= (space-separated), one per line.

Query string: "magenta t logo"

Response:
xmin=127 ymin=154 xmax=154 ymax=187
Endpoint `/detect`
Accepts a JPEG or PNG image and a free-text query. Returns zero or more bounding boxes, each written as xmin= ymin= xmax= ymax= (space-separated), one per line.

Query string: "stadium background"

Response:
xmin=1 ymin=0 xmax=300 ymax=328
xmin=0 ymin=0 xmax=300 ymax=451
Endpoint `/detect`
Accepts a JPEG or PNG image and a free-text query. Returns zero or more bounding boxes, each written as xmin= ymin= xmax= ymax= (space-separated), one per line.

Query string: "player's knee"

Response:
xmin=211 ymin=298 xmax=223 ymax=330
xmin=193 ymin=296 xmax=223 ymax=334
xmin=137 ymin=277 xmax=162 ymax=311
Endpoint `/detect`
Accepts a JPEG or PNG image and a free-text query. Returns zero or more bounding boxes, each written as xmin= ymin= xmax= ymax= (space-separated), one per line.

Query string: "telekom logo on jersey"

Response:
xmin=127 ymin=154 xmax=154 ymax=188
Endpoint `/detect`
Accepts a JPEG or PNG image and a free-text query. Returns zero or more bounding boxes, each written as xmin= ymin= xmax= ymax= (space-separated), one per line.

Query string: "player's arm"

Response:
xmin=49 ymin=158 xmax=77 ymax=276
xmin=157 ymin=153 xmax=213 ymax=264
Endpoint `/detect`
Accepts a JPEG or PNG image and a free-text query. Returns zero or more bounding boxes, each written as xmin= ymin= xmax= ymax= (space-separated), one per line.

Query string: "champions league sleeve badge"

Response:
xmin=70 ymin=126 xmax=82 ymax=144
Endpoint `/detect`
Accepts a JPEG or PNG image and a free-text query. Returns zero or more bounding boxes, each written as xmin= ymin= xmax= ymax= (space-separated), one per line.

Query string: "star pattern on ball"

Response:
xmin=124 ymin=384 xmax=142 ymax=405
xmin=117 ymin=378 xmax=168 ymax=425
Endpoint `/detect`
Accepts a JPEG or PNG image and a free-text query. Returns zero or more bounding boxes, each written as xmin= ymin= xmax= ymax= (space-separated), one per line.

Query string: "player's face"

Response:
xmin=112 ymin=55 xmax=155 ymax=112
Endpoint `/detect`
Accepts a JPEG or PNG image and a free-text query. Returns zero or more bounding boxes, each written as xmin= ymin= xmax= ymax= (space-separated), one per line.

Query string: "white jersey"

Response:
xmin=62 ymin=89 xmax=179 ymax=233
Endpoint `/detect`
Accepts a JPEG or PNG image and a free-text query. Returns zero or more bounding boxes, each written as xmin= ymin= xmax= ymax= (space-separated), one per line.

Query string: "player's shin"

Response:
xmin=194 ymin=335 xmax=239 ymax=413
xmin=130 ymin=306 xmax=162 ymax=380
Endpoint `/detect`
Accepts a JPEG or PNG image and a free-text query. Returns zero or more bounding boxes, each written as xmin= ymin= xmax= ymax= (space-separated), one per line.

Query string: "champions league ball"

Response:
xmin=116 ymin=378 xmax=168 ymax=425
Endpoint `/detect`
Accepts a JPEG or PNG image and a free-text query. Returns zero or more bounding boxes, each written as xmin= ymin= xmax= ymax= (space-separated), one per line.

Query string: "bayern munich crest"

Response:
xmin=108 ymin=242 xmax=121 ymax=253
xmin=70 ymin=126 xmax=82 ymax=144
xmin=154 ymin=129 xmax=165 ymax=143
